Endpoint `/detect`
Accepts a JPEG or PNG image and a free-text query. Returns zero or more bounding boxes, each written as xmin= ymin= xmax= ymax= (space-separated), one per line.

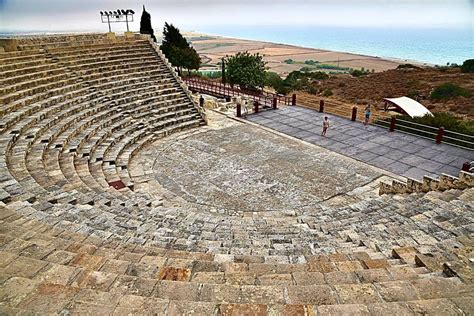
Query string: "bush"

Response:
xmin=398 ymin=113 xmax=474 ymax=136
xmin=350 ymin=69 xmax=369 ymax=77
xmin=284 ymin=59 xmax=295 ymax=64
xmin=407 ymin=90 xmax=420 ymax=99
xmin=461 ymin=59 xmax=474 ymax=73
xmin=265 ymin=72 xmax=291 ymax=94
xmin=323 ymin=89 xmax=333 ymax=97
xmin=300 ymin=66 xmax=313 ymax=72
xmin=397 ymin=63 xmax=421 ymax=69
xmin=304 ymin=60 xmax=318 ymax=65
xmin=431 ymin=83 xmax=472 ymax=100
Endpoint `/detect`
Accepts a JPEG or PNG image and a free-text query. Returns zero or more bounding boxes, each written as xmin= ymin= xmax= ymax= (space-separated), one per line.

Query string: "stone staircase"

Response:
xmin=380 ymin=170 xmax=474 ymax=195
xmin=0 ymin=33 xmax=472 ymax=314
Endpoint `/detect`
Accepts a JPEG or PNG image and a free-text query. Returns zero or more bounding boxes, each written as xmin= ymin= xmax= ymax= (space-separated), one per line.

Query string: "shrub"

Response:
xmin=265 ymin=72 xmax=291 ymax=94
xmin=300 ymin=66 xmax=313 ymax=72
xmin=431 ymin=83 xmax=472 ymax=100
xmin=323 ymin=89 xmax=333 ymax=97
xmin=398 ymin=112 xmax=474 ymax=136
xmin=350 ymin=69 xmax=368 ymax=77
xmin=284 ymin=59 xmax=295 ymax=64
xmin=407 ymin=90 xmax=420 ymax=99
xmin=461 ymin=59 xmax=474 ymax=73
xmin=397 ymin=63 xmax=421 ymax=69
xmin=304 ymin=60 xmax=318 ymax=65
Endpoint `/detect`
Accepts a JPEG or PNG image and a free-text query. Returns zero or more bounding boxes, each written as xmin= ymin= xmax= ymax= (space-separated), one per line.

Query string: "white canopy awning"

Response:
xmin=383 ymin=96 xmax=433 ymax=118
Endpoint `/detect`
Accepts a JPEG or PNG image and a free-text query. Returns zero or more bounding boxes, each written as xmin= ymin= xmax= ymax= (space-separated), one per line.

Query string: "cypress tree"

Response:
xmin=140 ymin=5 xmax=156 ymax=42
xmin=160 ymin=22 xmax=200 ymax=75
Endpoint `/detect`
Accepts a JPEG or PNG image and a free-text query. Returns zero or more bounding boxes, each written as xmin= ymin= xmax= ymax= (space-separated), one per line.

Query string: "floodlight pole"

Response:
xmin=107 ymin=15 xmax=111 ymax=32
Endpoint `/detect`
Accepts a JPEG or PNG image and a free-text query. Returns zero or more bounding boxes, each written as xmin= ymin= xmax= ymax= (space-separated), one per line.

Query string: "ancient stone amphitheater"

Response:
xmin=0 ymin=33 xmax=472 ymax=315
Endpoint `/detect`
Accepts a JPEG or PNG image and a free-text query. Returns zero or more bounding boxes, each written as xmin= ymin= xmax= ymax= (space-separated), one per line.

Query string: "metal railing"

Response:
xmin=374 ymin=117 xmax=474 ymax=149
xmin=294 ymin=93 xmax=474 ymax=150
xmin=183 ymin=77 xmax=292 ymax=108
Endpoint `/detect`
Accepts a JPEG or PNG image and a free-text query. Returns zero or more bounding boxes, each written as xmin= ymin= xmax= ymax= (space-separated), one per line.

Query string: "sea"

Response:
xmin=1 ymin=25 xmax=471 ymax=66
xmin=197 ymin=25 xmax=473 ymax=66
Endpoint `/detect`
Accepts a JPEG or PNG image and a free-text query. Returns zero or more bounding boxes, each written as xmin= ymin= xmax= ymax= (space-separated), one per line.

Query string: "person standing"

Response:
xmin=364 ymin=105 xmax=372 ymax=127
xmin=321 ymin=116 xmax=330 ymax=136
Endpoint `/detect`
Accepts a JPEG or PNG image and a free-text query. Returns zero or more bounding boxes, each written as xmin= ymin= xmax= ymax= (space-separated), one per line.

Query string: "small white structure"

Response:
xmin=383 ymin=96 xmax=433 ymax=118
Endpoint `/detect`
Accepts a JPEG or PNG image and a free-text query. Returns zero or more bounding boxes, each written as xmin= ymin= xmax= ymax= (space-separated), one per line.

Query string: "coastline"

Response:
xmin=185 ymin=31 xmax=429 ymax=75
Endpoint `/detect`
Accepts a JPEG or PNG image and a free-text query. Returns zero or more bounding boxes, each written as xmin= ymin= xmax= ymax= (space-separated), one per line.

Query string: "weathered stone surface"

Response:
xmin=219 ymin=303 xmax=267 ymax=316
xmin=375 ymin=281 xmax=420 ymax=302
xmin=113 ymin=295 xmax=169 ymax=315
xmin=17 ymin=283 xmax=79 ymax=313
xmin=317 ymin=304 xmax=370 ymax=315
xmin=407 ymin=298 xmax=464 ymax=315
xmin=366 ymin=302 xmax=414 ymax=315
xmin=287 ymin=285 xmax=337 ymax=305
xmin=157 ymin=266 xmax=191 ymax=281
xmin=335 ymin=284 xmax=382 ymax=304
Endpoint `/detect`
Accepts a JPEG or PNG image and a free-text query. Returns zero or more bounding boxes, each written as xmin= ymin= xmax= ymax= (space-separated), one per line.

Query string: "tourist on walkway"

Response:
xmin=364 ymin=105 xmax=372 ymax=127
xmin=322 ymin=116 xmax=330 ymax=136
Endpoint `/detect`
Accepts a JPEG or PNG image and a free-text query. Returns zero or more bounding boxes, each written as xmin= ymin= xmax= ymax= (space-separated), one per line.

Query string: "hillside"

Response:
xmin=317 ymin=67 xmax=474 ymax=119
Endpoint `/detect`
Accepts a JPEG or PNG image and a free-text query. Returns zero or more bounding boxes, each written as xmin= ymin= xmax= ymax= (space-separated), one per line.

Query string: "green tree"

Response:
xmin=160 ymin=22 xmax=201 ymax=74
xmin=225 ymin=52 xmax=266 ymax=89
xmin=461 ymin=59 xmax=474 ymax=73
xmin=139 ymin=5 xmax=156 ymax=42
xmin=265 ymin=72 xmax=291 ymax=94
xmin=431 ymin=83 xmax=472 ymax=100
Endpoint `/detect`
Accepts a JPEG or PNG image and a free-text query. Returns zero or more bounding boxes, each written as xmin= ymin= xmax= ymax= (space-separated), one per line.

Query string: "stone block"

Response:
xmin=375 ymin=280 xmax=420 ymax=302
xmin=317 ymin=304 xmax=370 ymax=315
xmin=414 ymin=253 xmax=443 ymax=272
xmin=286 ymin=285 xmax=337 ymax=305
xmin=157 ymin=266 xmax=191 ymax=281
xmin=219 ymin=303 xmax=267 ymax=316
xmin=406 ymin=177 xmax=423 ymax=193
xmin=391 ymin=247 xmax=418 ymax=264
xmin=335 ymin=284 xmax=382 ymax=304
xmin=362 ymin=259 xmax=390 ymax=269
xmin=443 ymin=261 xmax=474 ymax=283
xmin=17 ymin=283 xmax=79 ymax=313
xmin=407 ymin=298 xmax=464 ymax=315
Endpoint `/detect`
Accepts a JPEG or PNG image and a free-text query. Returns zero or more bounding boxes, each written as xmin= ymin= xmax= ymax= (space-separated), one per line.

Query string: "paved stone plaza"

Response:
xmin=148 ymin=123 xmax=381 ymax=214
xmin=247 ymin=106 xmax=473 ymax=180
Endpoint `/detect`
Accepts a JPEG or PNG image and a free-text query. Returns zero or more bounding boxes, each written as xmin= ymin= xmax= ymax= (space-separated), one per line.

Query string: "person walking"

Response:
xmin=364 ymin=105 xmax=372 ymax=127
xmin=321 ymin=116 xmax=330 ymax=136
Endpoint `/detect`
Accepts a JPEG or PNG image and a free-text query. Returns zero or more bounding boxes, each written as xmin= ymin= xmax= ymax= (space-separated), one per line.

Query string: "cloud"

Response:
xmin=0 ymin=0 xmax=472 ymax=32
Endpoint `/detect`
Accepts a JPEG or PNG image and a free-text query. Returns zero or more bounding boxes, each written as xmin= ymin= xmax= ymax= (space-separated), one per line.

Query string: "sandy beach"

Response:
xmin=186 ymin=32 xmax=406 ymax=76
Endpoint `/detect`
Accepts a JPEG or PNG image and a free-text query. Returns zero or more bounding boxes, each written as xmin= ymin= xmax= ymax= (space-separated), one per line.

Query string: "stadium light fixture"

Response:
xmin=100 ymin=9 xmax=135 ymax=33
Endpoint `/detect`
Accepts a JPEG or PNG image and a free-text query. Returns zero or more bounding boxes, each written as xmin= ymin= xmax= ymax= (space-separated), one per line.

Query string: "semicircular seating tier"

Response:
xmin=0 ymin=34 xmax=473 ymax=314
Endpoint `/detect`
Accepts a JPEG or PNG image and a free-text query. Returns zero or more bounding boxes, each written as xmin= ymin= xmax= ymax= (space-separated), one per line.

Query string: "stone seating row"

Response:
xmin=6 ymin=86 xmax=194 ymax=203
xmin=0 ymin=203 xmax=472 ymax=314
xmin=1 ymin=67 xmax=175 ymax=127
xmin=0 ymin=42 xmax=152 ymax=77
xmin=1 ymin=50 xmax=157 ymax=82
xmin=1 ymin=66 xmax=173 ymax=125
xmin=1 ymin=35 xmax=204 ymax=206
xmin=16 ymin=37 xmax=135 ymax=50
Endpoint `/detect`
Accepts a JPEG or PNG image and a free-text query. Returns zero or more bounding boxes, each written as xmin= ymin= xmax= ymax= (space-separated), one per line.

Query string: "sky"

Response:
xmin=0 ymin=0 xmax=473 ymax=33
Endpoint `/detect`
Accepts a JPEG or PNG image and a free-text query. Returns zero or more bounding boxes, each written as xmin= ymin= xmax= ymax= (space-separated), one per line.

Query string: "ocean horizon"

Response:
xmin=196 ymin=25 xmax=473 ymax=66
xmin=1 ymin=25 xmax=472 ymax=66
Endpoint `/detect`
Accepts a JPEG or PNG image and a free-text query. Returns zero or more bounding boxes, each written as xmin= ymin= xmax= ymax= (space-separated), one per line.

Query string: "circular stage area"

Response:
xmin=145 ymin=124 xmax=382 ymax=214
